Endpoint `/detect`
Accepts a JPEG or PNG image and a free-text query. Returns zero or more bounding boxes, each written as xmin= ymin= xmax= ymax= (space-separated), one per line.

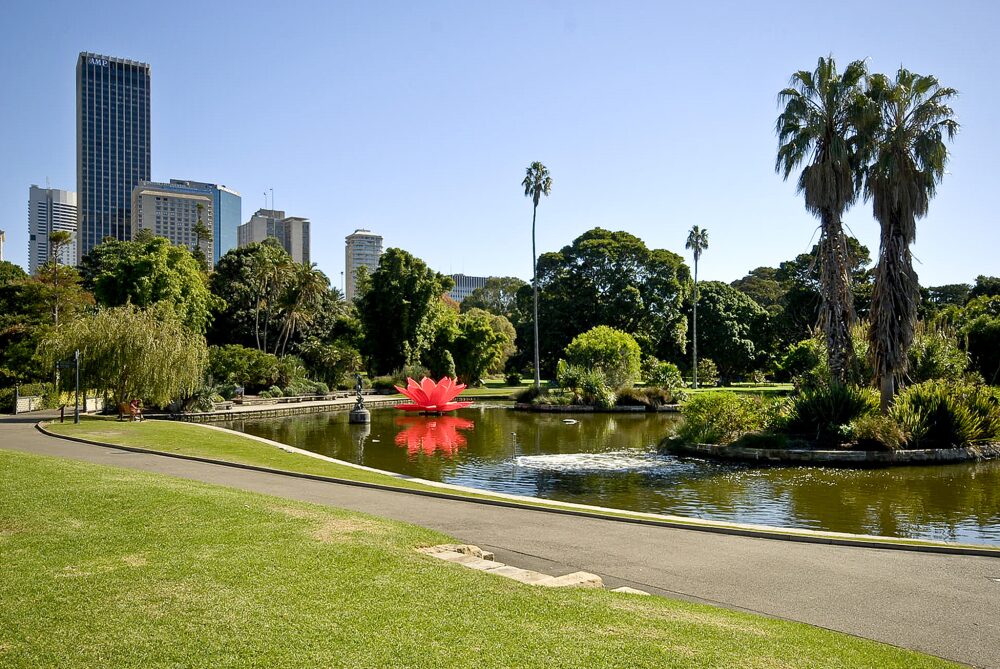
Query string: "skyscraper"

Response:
xmin=131 ymin=181 xmax=214 ymax=267
xmin=28 ymin=185 xmax=78 ymax=274
xmin=168 ymin=180 xmax=242 ymax=264
xmin=76 ymin=53 xmax=151 ymax=262
xmin=448 ymin=274 xmax=489 ymax=303
xmin=345 ymin=229 xmax=383 ymax=300
xmin=237 ymin=209 xmax=310 ymax=264
xmin=0 ymin=230 xmax=5 ymax=262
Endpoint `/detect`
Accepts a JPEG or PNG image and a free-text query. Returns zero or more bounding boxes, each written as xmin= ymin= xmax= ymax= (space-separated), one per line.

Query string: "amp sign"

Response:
xmin=88 ymin=57 xmax=109 ymax=66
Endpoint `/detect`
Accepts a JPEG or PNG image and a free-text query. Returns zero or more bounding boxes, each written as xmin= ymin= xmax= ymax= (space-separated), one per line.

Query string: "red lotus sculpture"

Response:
xmin=394 ymin=416 xmax=475 ymax=457
xmin=394 ymin=376 xmax=473 ymax=413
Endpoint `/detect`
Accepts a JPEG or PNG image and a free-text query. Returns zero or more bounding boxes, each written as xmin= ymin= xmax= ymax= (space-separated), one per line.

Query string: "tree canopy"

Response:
xmin=80 ymin=237 xmax=222 ymax=334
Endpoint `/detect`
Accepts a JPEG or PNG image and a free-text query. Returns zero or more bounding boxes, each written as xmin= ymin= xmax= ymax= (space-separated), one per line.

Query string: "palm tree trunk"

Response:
xmin=692 ymin=258 xmax=698 ymax=389
xmin=870 ymin=211 xmax=918 ymax=413
xmin=532 ymin=203 xmax=541 ymax=390
xmin=818 ymin=210 xmax=854 ymax=385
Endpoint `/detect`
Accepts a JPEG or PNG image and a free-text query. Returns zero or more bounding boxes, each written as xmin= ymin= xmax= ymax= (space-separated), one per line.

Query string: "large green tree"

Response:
xmin=522 ymin=161 xmax=553 ymax=390
xmin=80 ymin=237 xmax=222 ymax=334
xmin=460 ymin=276 xmax=528 ymax=323
xmin=451 ymin=309 xmax=512 ymax=385
xmin=356 ymin=248 xmax=454 ymax=375
xmin=519 ymin=228 xmax=690 ymax=376
xmin=689 ymin=281 xmax=770 ymax=381
xmin=864 ymin=68 xmax=958 ymax=410
xmin=776 ymin=56 xmax=869 ymax=384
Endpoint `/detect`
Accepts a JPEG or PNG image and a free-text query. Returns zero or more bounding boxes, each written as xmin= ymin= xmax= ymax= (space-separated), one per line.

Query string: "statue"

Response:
xmin=349 ymin=372 xmax=370 ymax=424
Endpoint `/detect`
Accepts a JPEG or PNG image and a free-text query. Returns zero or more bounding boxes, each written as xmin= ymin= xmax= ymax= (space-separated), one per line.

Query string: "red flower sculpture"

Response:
xmin=394 ymin=416 xmax=475 ymax=457
xmin=394 ymin=376 xmax=473 ymax=413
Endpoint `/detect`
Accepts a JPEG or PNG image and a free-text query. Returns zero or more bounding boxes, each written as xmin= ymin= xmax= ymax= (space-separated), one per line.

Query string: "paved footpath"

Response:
xmin=2 ymin=414 xmax=998 ymax=668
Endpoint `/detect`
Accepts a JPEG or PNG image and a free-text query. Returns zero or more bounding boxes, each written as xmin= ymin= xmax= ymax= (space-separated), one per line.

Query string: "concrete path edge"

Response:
xmin=34 ymin=421 xmax=1000 ymax=559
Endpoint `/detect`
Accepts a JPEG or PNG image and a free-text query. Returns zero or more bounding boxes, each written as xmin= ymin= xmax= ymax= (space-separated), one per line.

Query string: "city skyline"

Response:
xmin=1 ymin=1 xmax=998 ymax=289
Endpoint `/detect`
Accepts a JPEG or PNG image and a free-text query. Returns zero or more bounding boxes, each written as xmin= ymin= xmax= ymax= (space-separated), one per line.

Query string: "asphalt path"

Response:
xmin=2 ymin=414 xmax=998 ymax=668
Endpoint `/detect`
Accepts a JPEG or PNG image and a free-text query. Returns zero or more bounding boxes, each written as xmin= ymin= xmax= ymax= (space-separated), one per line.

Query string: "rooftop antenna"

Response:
xmin=270 ymin=188 xmax=274 ymax=213
xmin=263 ymin=191 xmax=267 ymax=210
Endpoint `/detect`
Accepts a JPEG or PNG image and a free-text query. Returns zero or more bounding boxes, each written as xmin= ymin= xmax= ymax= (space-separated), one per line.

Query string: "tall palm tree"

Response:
xmin=776 ymin=56 xmax=869 ymax=384
xmin=685 ymin=226 xmax=709 ymax=388
xmin=864 ymin=68 xmax=958 ymax=411
xmin=276 ymin=263 xmax=328 ymax=356
xmin=522 ymin=161 xmax=552 ymax=390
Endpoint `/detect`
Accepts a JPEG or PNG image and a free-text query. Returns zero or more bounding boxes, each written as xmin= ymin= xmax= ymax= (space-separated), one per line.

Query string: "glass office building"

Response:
xmin=168 ymin=180 xmax=242 ymax=263
xmin=76 ymin=53 xmax=150 ymax=261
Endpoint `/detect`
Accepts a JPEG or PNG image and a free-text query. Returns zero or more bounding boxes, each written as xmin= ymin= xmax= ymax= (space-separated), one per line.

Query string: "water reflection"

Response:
xmin=394 ymin=416 xmax=475 ymax=458
xmin=225 ymin=406 xmax=1000 ymax=545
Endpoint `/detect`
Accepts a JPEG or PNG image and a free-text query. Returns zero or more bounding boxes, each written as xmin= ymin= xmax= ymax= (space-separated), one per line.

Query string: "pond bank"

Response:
xmin=665 ymin=439 xmax=1000 ymax=467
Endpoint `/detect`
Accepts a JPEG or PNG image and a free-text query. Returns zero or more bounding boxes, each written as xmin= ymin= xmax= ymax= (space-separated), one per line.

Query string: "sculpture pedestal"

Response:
xmin=349 ymin=408 xmax=371 ymax=424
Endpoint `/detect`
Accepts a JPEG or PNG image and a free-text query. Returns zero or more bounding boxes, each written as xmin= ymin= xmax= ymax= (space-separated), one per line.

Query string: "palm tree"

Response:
xmin=522 ymin=161 xmax=553 ymax=390
xmin=864 ymin=68 xmax=958 ymax=411
xmin=776 ymin=56 xmax=869 ymax=384
xmin=276 ymin=263 xmax=328 ymax=356
xmin=685 ymin=226 xmax=709 ymax=388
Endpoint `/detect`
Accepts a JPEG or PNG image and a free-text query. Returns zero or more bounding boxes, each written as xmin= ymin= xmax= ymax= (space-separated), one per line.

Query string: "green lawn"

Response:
xmin=0 ymin=449 xmax=956 ymax=668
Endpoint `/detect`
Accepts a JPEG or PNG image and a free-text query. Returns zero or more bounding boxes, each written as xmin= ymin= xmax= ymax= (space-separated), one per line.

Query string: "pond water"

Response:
xmin=224 ymin=404 xmax=1000 ymax=545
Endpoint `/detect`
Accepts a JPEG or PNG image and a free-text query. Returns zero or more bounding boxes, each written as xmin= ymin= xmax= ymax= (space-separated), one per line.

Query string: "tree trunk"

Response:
xmin=692 ymin=258 xmax=698 ymax=389
xmin=532 ymin=204 xmax=541 ymax=390
xmin=818 ymin=209 xmax=854 ymax=385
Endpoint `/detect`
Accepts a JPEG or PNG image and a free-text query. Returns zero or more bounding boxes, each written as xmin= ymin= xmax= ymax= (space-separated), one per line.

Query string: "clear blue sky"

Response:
xmin=1 ymin=0 xmax=997 ymax=288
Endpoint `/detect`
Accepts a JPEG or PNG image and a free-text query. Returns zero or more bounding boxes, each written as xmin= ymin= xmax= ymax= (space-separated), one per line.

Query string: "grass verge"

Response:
xmin=0 ymin=449 xmax=957 ymax=668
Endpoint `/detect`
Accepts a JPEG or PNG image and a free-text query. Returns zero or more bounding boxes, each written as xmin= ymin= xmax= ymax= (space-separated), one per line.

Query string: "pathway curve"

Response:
xmin=2 ymin=414 xmax=997 ymax=668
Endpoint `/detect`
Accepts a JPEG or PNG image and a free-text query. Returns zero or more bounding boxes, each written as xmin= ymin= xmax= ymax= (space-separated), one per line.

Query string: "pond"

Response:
xmin=224 ymin=404 xmax=1000 ymax=546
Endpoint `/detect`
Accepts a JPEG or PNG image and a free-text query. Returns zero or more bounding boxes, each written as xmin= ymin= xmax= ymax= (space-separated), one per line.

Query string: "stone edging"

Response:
xmin=33 ymin=421 xmax=1000 ymax=558
xmin=668 ymin=441 xmax=1000 ymax=467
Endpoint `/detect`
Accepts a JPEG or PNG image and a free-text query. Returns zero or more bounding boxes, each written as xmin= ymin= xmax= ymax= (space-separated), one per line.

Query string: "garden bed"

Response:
xmin=664 ymin=440 xmax=1000 ymax=468
xmin=515 ymin=403 xmax=680 ymax=413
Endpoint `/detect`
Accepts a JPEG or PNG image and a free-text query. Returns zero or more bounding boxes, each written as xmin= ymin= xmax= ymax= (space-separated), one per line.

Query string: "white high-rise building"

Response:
xmin=449 ymin=274 xmax=489 ymax=303
xmin=131 ymin=181 xmax=215 ymax=268
xmin=29 ymin=185 xmax=78 ymax=274
xmin=0 ymin=230 xmax=5 ymax=261
xmin=345 ymin=229 xmax=383 ymax=300
xmin=236 ymin=208 xmax=311 ymax=265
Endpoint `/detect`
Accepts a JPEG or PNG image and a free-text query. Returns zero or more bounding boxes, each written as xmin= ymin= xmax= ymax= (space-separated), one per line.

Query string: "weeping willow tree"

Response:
xmin=864 ymin=68 xmax=958 ymax=411
xmin=44 ymin=305 xmax=208 ymax=408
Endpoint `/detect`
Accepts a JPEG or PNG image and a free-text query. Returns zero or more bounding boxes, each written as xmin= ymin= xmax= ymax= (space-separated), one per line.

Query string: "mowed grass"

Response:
xmin=0 ymin=450 xmax=956 ymax=668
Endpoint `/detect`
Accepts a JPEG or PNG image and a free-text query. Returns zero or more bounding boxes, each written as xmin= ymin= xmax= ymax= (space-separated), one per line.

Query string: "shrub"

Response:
xmin=907 ymin=323 xmax=969 ymax=383
xmin=646 ymin=361 xmax=683 ymax=389
xmin=676 ymin=393 xmax=774 ymax=445
xmin=313 ymin=381 xmax=330 ymax=396
xmin=268 ymin=385 xmax=282 ymax=396
xmin=695 ymin=358 xmax=719 ymax=387
xmin=513 ymin=385 xmax=543 ymax=403
xmin=556 ymin=361 xmax=616 ymax=408
xmin=259 ymin=390 xmax=272 ymax=399
xmin=504 ymin=371 xmax=522 ymax=386
xmin=564 ymin=326 xmax=641 ymax=390
xmin=788 ymin=384 xmax=879 ymax=444
xmin=276 ymin=356 xmax=309 ymax=388
xmin=845 ymin=414 xmax=909 ymax=451
xmin=372 ymin=376 xmax=397 ymax=391
xmin=617 ymin=386 xmax=685 ymax=408
xmin=891 ymin=381 xmax=1000 ymax=449
xmin=208 ymin=345 xmax=280 ymax=392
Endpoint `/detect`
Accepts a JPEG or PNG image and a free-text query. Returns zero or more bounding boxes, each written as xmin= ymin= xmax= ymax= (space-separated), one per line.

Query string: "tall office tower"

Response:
xmin=344 ymin=229 xmax=383 ymax=300
xmin=168 ymin=180 xmax=241 ymax=264
xmin=237 ymin=208 xmax=310 ymax=264
xmin=28 ymin=185 xmax=78 ymax=274
xmin=131 ymin=181 xmax=214 ymax=267
xmin=76 ymin=53 xmax=151 ymax=262
xmin=0 ymin=230 xmax=5 ymax=262
xmin=448 ymin=274 xmax=489 ymax=303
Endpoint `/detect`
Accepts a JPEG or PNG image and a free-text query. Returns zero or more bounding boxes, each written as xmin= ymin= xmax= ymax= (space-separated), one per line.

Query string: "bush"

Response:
xmin=276 ymin=356 xmax=309 ymax=388
xmin=891 ymin=381 xmax=1000 ymax=449
xmin=504 ymin=371 xmax=522 ymax=386
xmin=513 ymin=385 xmax=543 ymax=403
xmin=907 ymin=323 xmax=968 ymax=383
xmin=676 ymin=393 xmax=777 ymax=445
xmin=788 ymin=384 xmax=879 ymax=444
xmin=617 ymin=386 xmax=685 ymax=408
xmin=372 ymin=376 xmax=397 ymax=391
xmin=645 ymin=360 xmax=683 ymax=389
xmin=695 ymin=358 xmax=719 ymax=387
xmin=556 ymin=361 xmax=616 ymax=408
xmin=564 ymin=326 xmax=641 ymax=389
xmin=208 ymin=345 xmax=280 ymax=392
xmin=845 ymin=414 xmax=909 ymax=451
xmin=268 ymin=385 xmax=282 ymax=396
xmin=259 ymin=390 xmax=272 ymax=399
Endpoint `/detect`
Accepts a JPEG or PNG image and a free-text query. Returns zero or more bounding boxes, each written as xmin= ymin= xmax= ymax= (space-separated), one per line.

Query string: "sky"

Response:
xmin=1 ymin=0 xmax=997 ymax=290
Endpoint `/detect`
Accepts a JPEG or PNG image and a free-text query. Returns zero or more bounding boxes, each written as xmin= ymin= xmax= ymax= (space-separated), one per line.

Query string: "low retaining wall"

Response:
xmin=170 ymin=398 xmax=402 ymax=423
xmin=668 ymin=441 xmax=1000 ymax=467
